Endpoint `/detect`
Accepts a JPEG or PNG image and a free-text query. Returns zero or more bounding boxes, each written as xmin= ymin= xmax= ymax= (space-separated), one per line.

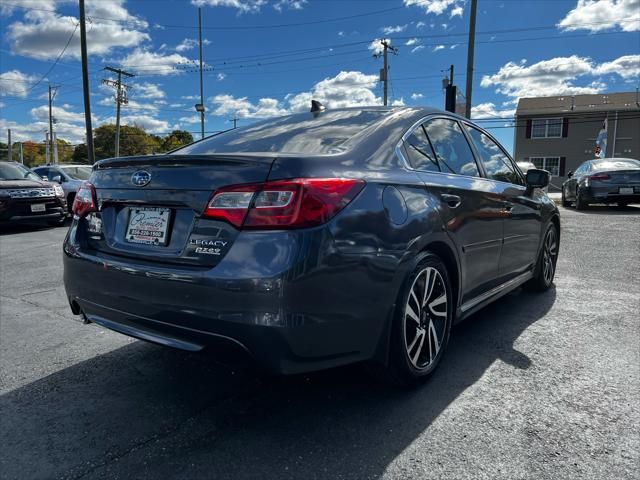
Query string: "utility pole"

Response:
xmin=103 ymin=66 xmax=135 ymax=158
xmin=198 ymin=7 xmax=205 ymax=139
xmin=464 ymin=0 xmax=478 ymax=119
xmin=48 ymin=85 xmax=58 ymax=164
xmin=7 ymin=129 xmax=12 ymax=162
xmin=374 ymin=39 xmax=398 ymax=106
xmin=230 ymin=117 xmax=238 ymax=129
xmin=79 ymin=0 xmax=95 ymax=164
xmin=19 ymin=142 xmax=23 ymax=164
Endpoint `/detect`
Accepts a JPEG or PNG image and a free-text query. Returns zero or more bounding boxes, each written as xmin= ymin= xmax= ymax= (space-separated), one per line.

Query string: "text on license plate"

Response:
xmin=619 ymin=187 xmax=634 ymax=195
xmin=30 ymin=203 xmax=46 ymax=213
xmin=126 ymin=207 xmax=171 ymax=245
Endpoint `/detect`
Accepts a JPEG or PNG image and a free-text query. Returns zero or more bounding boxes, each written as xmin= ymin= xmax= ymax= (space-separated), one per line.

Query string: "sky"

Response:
xmin=1 ymin=0 xmax=639 ymax=154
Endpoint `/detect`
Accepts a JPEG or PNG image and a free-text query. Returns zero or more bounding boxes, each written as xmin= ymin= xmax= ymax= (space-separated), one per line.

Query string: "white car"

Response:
xmin=32 ymin=164 xmax=92 ymax=212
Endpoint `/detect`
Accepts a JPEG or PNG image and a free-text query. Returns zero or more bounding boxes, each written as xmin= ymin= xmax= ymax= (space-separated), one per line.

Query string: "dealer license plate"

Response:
xmin=126 ymin=207 xmax=171 ymax=245
xmin=619 ymin=187 xmax=633 ymax=195
xmin=30 ymin=204 xmax=46 ymax=213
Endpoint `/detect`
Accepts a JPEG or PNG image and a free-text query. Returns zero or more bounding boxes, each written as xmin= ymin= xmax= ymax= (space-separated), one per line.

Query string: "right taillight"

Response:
xmin=588 ymin=173 xmax=610 ymax=181
xmin=72 ymin=182 xmax=97 ymax=217
xmin=203 ymin=178 xmax=364 ymax=229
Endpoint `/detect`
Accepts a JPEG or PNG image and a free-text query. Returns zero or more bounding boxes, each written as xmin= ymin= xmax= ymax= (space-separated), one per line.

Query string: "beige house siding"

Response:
xmin=514 ymin=92 xmax=640 ymax=184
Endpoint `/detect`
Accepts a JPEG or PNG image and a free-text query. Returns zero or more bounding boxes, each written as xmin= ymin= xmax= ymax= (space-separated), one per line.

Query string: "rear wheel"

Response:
xmin=380 ymin=254 xmax=453 ymax=386
xmin=526 ymin=223 xmax=558 ymax=292
xmin=575 ymin=190 xmax=588 ymax=210
xmin=47 ymin=215 xmax=67 ymax=227
xmin=561 ymin=189 xmax=570 ymax=207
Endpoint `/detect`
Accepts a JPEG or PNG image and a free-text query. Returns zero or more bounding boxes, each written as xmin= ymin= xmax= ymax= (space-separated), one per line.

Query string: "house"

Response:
xmin=514 ymin=92 xmax=640 ymax=181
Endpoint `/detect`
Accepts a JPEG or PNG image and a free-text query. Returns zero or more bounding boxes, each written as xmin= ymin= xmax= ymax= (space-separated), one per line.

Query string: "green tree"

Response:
xmin=0 ymin=142 xmax=7 ymax=161
xmin=56 ymin=137 xmax=74 ymax=164
xmin=161 ymin=130 xmax=194 ymax=152
xmin=94 ymin=124 xmax=159 ymax=160
xmin=72 ymin=143 xmax=88 ymax=163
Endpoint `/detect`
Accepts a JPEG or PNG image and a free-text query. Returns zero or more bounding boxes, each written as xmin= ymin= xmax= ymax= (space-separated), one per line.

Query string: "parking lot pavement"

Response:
xmin=1 ymin=206 xmax=639 ymax=480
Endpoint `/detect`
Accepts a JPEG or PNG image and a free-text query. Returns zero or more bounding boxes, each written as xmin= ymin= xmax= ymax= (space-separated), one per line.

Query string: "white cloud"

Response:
xmin=217 ymin=73 xmax=227 ymax=81
xmin=558 ymin=0 xmax=640 ymax=32
xmin=273 ymin=0 xmax=308 ymax=11
xmin=118 ymin=114 xmax=171 ymax=133
xmin=0 ymin=102 xmax=87 ymax=143
xmin=368 ymin=38 xmax=391 ymax=56
xmin=178 ymin=115 xmax=202 ymax=125
xmin=471 ymin=102 xmax=516 ymax=119
xmin=480 ymin=56 xmax=603 ymax=99
xmin=450 ymin=5 xmax=464 ymax=17
xmin=31 ymin=104 xmax=84 ymax=124
xmin=595 ymin=54 xmax=640 ymax=78
xmin=191 ymin=0 xmax=267 ymax=13
xmin=118 ymin=49 xmax=195 ymax=76
xmin=433 ymin=45 xmax=445 ymax=52
xmin=411 ymin=93 xmax=424 ymax=100
xmin=411 ymin=45 xmax=426 ymax=53
xmin=0 ymin=70 xmax=39 ymax=97
xmin=175 ymin=37 xmax=211 ymax=52
xmin=381 ymin=24 xmax=408 ymax=34
xmin=7 ymin=0 xmax=150 ymax=60
xmin=403 ymin=0 xmax=464 ymax=16
xmin=405 ymin=38 xmax=420 ymax=46
xmin=416 ymin=21 xmax=426 ymax=28
xmin=209 ymin=70 xmax=384 ymax=119
xmin=132 ymin=82 xmax=166 ymax=99
xmin=181 ymin=95 xmax=200 ymax=100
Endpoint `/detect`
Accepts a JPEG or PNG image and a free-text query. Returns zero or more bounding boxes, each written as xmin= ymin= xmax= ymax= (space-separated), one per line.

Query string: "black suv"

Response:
xmin=0 ymin=161 xmax=67 ymax=226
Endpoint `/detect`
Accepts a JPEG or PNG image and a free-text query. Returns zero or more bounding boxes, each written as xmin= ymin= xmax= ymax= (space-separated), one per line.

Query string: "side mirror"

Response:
xmin=41 ymin=176 xmax=48 ymax=181
xmin=525 ymin=168 xmax=550 ymax=189
xmin=567 ymin=171 xmax=573 ymax=178
xmin=51 ymin=175 xmax=62 ymax=184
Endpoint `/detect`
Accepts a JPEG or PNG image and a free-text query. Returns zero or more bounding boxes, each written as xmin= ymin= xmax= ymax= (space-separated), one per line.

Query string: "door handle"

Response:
xmin=440 ymin=194 xmax=462 ymax=208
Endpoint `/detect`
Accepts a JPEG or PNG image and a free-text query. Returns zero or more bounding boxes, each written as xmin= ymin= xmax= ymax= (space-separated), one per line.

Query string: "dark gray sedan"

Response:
xmin=561 ymin=158 xmax=640 ymax=209
xmin=63 ymin=106 xmax=560 ymax=385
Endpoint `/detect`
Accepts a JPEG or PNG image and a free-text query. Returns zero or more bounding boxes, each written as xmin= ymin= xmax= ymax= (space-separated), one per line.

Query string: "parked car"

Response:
xmin=63 ymin=106 xmax=560 ymax=385
xmin=561 ymin=158 xmax=640 ymax=209
xmin=0 ymin=161 xmax=67 ymax=226
xmin=32 ymin=164 xmax=92 ymax=212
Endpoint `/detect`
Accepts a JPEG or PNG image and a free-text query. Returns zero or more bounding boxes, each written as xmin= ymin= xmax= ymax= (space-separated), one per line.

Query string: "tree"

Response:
xmin=22 ymin=141 xmax=45 ymax=167
xmin=94 ymin=124 xmax=159 ymax=160
xmin=161 ymin=130 xmax=194 ymax=152
xmin=55 ymin=137 xmax=74 ymax=164
xmin=0 ymin=142 xmax=7 ymax=161
xmin=72 ymin=144 xmax=89 ymax=163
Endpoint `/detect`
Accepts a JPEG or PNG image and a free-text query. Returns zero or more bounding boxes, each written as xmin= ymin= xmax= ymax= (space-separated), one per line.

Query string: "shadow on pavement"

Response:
xmin=1 ymin=286 xmax=556 ymax=479
xmin=562 ymin=204 xmax=640 ymax=215
xmin=0 ymin=218 xmax=71 ymax=236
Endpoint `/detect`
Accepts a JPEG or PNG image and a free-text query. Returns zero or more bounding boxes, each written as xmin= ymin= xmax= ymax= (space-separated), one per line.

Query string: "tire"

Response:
xmin=561 ymin=189 xmax=570 ymax=207
xmin=377 ymin=253 xmax=454 ymax=386
xmin=575 ymin=190 xmax=588 ymax=210
xmin=526 ymin=223 xmax=559 ymax=292
xmin=47 ymin=216 xmax=67 ymax=227
xmin=67 ymin=193 xmax=75 ymax=214
xmin=617 ymin=202 xmax=628 ymax=208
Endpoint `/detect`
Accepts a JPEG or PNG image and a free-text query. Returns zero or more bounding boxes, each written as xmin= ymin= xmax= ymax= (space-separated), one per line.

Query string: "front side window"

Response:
xmin=423 ymin=118 xmax=480 ymax=177
xmin=61 ymin=166 xmax=92 ymax=180
xmin=0 ymin=163 xmax=41 ymax=181
xmin=465 ymin=126 xmax=523 ymax=185
xmin=403 ymin=125 xmax=440 ymax=172
xmin=530 ymin=157 xmax=560 ymax=177
xmin=531 ymin=118 xmax=563 ymax=138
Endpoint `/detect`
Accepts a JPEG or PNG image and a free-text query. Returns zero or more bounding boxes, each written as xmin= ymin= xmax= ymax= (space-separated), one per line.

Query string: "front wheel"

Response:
xmin=526 ymin=224 xmax=559 ymax=292
xmin=561 ymin=189 xmax=570 ymax=207
xmin=380 ymin=254 xmax=453 ymax=386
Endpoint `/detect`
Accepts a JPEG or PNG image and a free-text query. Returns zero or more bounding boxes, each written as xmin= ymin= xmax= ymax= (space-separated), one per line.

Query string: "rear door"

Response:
xmin=405 ymin=117 xmax=506 ymax=303
xmin=85 ymin=154 xmax=276 ymax=267
xmin=463 ymin=124 xmax=542 ymax=280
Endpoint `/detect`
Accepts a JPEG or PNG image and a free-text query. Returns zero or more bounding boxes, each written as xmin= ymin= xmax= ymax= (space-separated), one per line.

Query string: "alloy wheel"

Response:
xmin=542 ymin=228 xmax=558 ymax=285
xmin=404 ymin=267 xmax=448 ymax=370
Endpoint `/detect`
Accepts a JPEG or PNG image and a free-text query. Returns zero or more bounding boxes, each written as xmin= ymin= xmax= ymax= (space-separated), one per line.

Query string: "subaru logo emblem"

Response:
xmin=131 ymin=170 xmax=151 ymax=187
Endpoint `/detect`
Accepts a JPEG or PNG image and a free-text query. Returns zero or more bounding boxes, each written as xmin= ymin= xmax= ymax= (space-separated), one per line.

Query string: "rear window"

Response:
xmin=173 ymin=110 xmax=389 ymax=155
xmin=592 ymin=159 xmax=640 ymax=170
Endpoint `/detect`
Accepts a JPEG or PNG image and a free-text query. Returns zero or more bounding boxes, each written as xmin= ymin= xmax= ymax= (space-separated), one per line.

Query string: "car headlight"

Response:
xmin=54 ymin=184 xmax=64 ymax=197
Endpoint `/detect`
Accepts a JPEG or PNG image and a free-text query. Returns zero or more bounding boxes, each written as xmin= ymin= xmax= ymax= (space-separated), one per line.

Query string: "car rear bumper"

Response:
xmin=63 ymin=226 xmax=398 ymax=374
xmin=584 ymin=185 xmax=640 ymax=204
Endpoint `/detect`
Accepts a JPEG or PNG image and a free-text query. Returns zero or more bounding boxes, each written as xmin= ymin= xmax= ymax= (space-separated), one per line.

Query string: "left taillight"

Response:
xmin=72 ymin=182 xmax=97 ymax=218
xmin=203 ymin=178 xmax=364 ymax=229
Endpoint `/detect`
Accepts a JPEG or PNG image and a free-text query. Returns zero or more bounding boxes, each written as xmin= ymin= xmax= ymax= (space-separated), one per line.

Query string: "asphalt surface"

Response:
xmin=1 ymin=205 xmax=639 ymax=480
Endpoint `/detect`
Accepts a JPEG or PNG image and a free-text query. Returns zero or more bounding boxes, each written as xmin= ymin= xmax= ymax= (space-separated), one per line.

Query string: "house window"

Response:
xmin=530 ymin=157 xmax=560 ymax=176
xmin=531 ymin=118 xmax=563 ymax=138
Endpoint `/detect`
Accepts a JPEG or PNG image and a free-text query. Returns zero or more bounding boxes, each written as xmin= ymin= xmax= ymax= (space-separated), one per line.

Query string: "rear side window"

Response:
xmin=403 ymin=125 xmax=440 ymax=172
xmin=423 ymin=118 xmax=480 ymax=177
xmin=464 ymin=125 xmax=523 ymax=185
